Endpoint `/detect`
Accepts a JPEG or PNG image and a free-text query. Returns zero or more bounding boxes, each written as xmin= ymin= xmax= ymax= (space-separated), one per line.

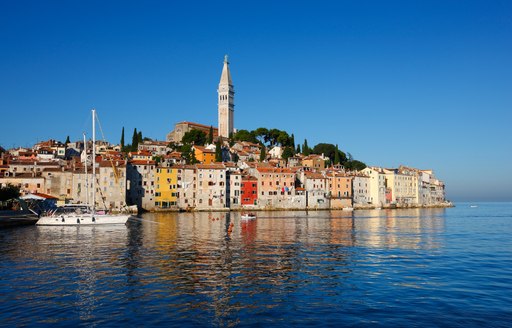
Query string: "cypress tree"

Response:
xmin=120 ymin=127 xmax=125 ymax=149
xmin=138 ymin=131 xmax=143 ymax=143
xmin=303 ymin=139 xmax=311 ymax=156
xmin=259 ymin=145 xmax=266 ymax=162
xmin=65 ymin=136 xmax=70 ymax=144
xmin=290 ymin=133 xmax=295 ymax=148
xmin=334 ymin=144 xmax=340 ymax=165
xmin=131 ymin=128 xmax=138 ymax=152
xmin=215 ymin=140 xmax=222 ymax=162
xmin=207 ymin=126 xmax=214 ymax=144
xmin=296 ymin=144 xmax=301 ymax=154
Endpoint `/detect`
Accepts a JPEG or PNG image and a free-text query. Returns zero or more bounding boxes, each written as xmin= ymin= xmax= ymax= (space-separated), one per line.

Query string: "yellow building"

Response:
xmin=154 ymin=166 xmax=178 ymax=209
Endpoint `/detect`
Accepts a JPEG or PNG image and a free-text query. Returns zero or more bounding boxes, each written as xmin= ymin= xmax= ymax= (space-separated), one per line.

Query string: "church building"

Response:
xmin=167 ymin=56 xmax=235 ymax=143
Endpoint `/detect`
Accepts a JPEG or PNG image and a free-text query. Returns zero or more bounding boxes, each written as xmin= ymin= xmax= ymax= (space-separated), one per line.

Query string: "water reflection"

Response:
xmin=129 ymin=209 xmax=446 ymax=325
xmin=139 ymin=208 xmax=446 ymax=254
xmin=0 ymin=208 xmax=453 ymax=327
xmin=351 ymin=208 xmax=446 ymax=249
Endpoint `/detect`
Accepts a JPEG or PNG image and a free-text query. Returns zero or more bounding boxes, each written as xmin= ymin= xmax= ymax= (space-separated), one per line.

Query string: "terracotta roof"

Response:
xmin=196 ymin=164 xmax=225 ymax=170
xmin=305 ymin=171 xmax=326 ymax=179
xmin=129 ymin=160 xmax=156 ymax=165
xmin=33 ymin=192 xmax=59 ymax=200
xmin=193 ymin=146 xmax=215 ymax=154
xmin=177 ymin=121 xmax=219 ymax=130
xmin=256 ymin=167 xmax=294 ymax=174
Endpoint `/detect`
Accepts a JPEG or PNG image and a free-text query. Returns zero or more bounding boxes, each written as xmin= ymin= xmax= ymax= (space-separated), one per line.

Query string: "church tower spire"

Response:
xmin=218 ymin=55 xmax=234 ymax=139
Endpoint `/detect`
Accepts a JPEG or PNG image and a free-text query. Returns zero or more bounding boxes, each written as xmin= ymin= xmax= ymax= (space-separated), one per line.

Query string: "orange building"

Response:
xmin=193 ymin=146 xmax=216 ymax=164
xmin=326 ymin=172 xmax=353 ymax=208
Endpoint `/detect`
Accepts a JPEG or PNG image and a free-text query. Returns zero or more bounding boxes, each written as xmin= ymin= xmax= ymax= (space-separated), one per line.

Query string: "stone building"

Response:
xmin=218 ymin=55 xmax=234 ymax=138
xmin=195 ymin=164 xmax=228 ymax=210
xmin=166 ymin=122 xmax=218 ymax=144
xmin=126 ymin=160 xmax=156 ymax=211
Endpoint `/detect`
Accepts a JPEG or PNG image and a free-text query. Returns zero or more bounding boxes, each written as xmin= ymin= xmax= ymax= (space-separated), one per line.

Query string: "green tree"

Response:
xmin=181 ymin=129 xmax=207 ymax=146
xmin=312 ymin=143 xmax=347 ymax=164
xmin=233 ymin=129 xmax=257 ymax=143
xmin=215 ymin=140 xmax=223 ymax=162
xmin=231 ymin=152 xmax=239 ymax=163
xmin=259 ymin=144 xmax=266 ymax=162
xmin=65 ymin=136 xmax=70 ymax=144
xmin=120 ymin=127 xmax=125 ymax=149
xmin=180 ymin=144 xmax=199 ymax=164
xmin=207 ymin=126 xmax=214 ymax=144
xmin=276 ymin=130 xmax=290 ymax=147
xmin=0 ymin=184 xmax=20 ymax=201
xmin=296 ymin=144 xmax=301 ymax=154
xmin=282 ymin=147 xmax=294 ymax=162
xmin=303 ymin=139 xmax=311 ymax=156
xmin=345 ymin=160 xmax=367 ymax=171
xmin=138 ymin=131 xmax=143 ymax=143
xmin=334 ymin=144 xmax=340 ymax=165
xmin=153 ymin=156 xmax=163 ymax=165
xmin=254 ymin=127 xmax=269 ymax=144
xmin=290 ymin=133 xmax=295 ymax=148
xmin=131 ymin=128 xmax=139 ymax=152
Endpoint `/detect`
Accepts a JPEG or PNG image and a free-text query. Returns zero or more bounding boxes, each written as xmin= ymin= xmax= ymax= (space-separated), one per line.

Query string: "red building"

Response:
xmin=241 ymin=176 xmax=258 ymax=205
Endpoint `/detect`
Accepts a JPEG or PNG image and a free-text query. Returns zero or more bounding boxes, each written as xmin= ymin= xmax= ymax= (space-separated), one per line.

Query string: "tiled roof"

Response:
xmin=129 ymin=160 xmax=156 ymax=165
xmin=196 ymin=164 xmax=225 ymax=170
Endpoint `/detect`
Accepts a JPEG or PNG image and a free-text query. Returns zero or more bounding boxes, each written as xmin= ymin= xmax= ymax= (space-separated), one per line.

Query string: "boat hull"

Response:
xmin=36 ymin=214 xmax=131 ymax=226
xmin=0 ymin=212 xmax=39 ymax=228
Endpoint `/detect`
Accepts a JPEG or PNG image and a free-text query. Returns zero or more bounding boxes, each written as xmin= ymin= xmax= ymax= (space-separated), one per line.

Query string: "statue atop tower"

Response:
xmin=218 ymin=55 xmax=234 ymax=139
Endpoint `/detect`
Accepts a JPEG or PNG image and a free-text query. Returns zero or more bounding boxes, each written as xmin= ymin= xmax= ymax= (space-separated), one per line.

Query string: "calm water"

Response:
xmin=1 ymin=203 xmax=511 ymax=327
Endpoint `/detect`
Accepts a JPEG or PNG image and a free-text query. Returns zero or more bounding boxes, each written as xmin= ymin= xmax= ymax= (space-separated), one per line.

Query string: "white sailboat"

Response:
xmin=37 ymin=109 xmax=132 ymax=226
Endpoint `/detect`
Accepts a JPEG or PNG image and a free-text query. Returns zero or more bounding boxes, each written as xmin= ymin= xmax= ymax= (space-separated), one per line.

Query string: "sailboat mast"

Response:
xmin=84 ymin=133 xmax=89 ymax=206
xmin=92 ymin=109 xmax=96 ymax=214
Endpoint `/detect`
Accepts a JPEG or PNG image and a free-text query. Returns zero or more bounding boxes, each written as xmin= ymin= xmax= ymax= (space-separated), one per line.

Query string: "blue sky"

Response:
xmin=1 ymin=0 xmax=511 ymax=201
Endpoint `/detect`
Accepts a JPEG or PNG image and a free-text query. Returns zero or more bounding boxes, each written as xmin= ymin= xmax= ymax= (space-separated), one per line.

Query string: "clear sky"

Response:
xmin=1 ymin=0 xmax=511 ymax=201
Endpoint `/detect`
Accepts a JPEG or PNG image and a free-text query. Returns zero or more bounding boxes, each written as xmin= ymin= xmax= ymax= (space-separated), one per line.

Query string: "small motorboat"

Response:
xmin=241 ymin=213 xmax=256 ymax=220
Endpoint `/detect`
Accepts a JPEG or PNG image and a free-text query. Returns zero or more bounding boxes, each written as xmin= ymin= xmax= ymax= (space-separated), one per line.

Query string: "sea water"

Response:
xmin=1 ymin=203 xmax=511 ymax=327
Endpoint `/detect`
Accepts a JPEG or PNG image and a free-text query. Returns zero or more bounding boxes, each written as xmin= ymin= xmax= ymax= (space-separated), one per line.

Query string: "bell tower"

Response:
xmin=218 ymin=55 xmax=234 ymax=139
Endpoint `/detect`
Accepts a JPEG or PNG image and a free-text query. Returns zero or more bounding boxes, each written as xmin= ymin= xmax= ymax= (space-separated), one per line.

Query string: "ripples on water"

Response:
xmin=1 ymin=203 xmax=511 ymax=327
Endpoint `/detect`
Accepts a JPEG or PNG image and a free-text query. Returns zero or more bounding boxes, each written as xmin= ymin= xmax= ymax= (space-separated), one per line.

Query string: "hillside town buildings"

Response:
xmin=0 ymin=56 xmax=449 ymax=212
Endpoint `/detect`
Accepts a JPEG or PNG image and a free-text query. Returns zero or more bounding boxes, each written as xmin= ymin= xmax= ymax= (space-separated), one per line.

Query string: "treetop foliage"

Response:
xmin=0 ymin=184 xmax=21 ymax=202
xmin=181 ymin=129 xmax=207 ymax=146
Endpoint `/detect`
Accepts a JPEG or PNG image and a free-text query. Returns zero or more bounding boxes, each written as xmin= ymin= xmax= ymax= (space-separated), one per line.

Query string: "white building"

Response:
xmin=176 ymin=165 xmax=197 ymax=209
xmin=360 ymin=167 xmax=386 ymax=206
xmin=352 ymin=175 xmax=371 ymax=205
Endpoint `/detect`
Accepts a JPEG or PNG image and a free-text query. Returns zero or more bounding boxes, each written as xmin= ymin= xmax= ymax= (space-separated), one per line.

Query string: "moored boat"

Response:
xmin=241 ymin=213 xmax=256 ymax=220
xmin=36 ymin=109 xmax=132 ymax=226
xmin=0 ymin=198 xmax=39 ymax=228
